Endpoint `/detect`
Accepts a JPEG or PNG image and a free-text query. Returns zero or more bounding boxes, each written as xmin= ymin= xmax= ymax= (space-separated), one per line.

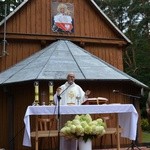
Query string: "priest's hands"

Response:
xmin=56 ymin=87 xmax=62 ymax=95
xmin=85 ymin=90 xmax=91 ymax=97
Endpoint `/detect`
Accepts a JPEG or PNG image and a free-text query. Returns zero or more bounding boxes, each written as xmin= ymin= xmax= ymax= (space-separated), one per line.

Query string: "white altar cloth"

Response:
xmin=23 ymin=104 xmax=138 ymax=147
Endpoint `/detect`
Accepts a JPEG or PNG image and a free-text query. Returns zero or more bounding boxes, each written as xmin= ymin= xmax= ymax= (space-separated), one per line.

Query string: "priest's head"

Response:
xmin=67 ymin=72 xmax=75 ymax=84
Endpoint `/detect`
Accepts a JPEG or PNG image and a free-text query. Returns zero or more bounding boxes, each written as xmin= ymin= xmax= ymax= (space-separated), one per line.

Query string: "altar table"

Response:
xmin=23 ymin=104 xmax=138 ymax=149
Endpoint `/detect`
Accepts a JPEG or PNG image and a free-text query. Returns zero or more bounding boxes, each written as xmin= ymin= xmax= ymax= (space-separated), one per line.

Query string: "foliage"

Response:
xmin=141 ymin=118 xmax=150 ymax=131
xmin=94 ymin=0 xmax=150 ymax=118
xmin=94 ymin=0 xmax=131 ymax=32
xmin=140 ymin=92 xmax=150 ymax=119
xmin=0 ymin=0 xmax=23 ymax=22
xmin=60 ymin=114 xmax=106 ymax=142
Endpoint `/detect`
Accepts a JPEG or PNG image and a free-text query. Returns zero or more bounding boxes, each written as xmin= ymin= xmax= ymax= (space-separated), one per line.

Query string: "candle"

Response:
xmin=49 ymin=84 xmax=53 ymax=94
xmin=49 ymin=95 xmax=54 ymax=101
xmin=34 ymin=81 xmax=39 ymax=104
xmin=35 ymin=85 xmax=39 ymax=94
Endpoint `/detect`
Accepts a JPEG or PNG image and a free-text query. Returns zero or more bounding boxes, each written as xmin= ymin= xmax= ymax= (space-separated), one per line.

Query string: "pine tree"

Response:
xmin=0 ymin=0 xmax=23 ymax=22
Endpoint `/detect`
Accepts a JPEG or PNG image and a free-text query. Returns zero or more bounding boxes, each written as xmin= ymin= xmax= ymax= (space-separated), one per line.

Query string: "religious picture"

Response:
xmin=51 ymin=1 xmax=74 ymax=33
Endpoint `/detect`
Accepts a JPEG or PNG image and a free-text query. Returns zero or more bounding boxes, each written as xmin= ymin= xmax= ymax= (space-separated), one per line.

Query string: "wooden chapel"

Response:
xmin=0 ymin=0 xmax=149 ymax=150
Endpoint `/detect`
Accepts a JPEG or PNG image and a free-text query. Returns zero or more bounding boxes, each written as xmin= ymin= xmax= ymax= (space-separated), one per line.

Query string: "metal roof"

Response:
xmin=0 ymin=40 xmax=148 ymax=89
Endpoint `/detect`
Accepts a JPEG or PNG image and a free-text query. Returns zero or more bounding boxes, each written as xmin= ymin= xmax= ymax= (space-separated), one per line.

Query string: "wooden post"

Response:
xmin=35 ymin=116 xmax=38 ymax=150
xmin=116 ymin=114 xmax=120 ymax=150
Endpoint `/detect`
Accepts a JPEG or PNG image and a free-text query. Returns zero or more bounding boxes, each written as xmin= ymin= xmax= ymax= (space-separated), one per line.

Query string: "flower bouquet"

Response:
xmin=60 ymin=114 xmax=106 ymax=142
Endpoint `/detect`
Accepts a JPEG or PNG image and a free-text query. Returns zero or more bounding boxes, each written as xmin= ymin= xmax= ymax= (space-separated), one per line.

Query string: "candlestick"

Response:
xmin=33 ymin=81 xmax=39 ymax=105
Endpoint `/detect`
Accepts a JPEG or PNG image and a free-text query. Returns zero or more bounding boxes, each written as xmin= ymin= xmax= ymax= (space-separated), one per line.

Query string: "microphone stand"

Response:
xmin=56 ymin=83 xmax=73 ymax=150
xmin=127 ymin=140 xmax=141 ymax=150
xmin=57 ymin=95 xmax=61 ymax=150
xmin=113 ymin=90 xmax=141 ymax=99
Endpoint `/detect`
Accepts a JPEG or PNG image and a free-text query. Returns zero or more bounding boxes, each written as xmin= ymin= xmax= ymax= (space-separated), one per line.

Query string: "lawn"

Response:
xmin=142 ymin=132 xmax=150 ymax=143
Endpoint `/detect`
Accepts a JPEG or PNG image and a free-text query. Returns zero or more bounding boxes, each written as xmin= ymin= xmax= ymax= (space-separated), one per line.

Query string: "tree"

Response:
xmin=124 ymin=0 xmax=150 ymax=85
xmin=94 ymin=0 xmax=150 ymax=118
xmin=0 ymin=0 xmax=23 ymax=21
xmin=94 ymin=0 xmax=150 ymax=85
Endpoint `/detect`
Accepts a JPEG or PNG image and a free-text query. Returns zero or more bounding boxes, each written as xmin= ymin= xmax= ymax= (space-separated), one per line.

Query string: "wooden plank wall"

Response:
xmin=0 ymin=0 xmax=122 ymax=39
xmin=0 ymin=0 xmax=126 ymax=72
xmin=85 ymin=43 xmax=123 ymax=70
xmin=0 ymin=41 xmax=41 ymax=71
xmin=0 ymin=87 xmax=8 ymax=149
xmin=0 ymin=0 xmax=126 ymax=73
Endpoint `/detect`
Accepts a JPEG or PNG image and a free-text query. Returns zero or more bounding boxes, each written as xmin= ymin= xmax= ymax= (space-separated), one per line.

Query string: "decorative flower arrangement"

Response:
xmin=60 ymin=114 xmax=106 ymax=142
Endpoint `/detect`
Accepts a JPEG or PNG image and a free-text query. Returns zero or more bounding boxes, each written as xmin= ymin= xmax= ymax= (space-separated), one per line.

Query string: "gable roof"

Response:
xmin=0 ymin=40 xmax=148 ymax=89
xmin=0 ymin=0 xmax=131 ymax=44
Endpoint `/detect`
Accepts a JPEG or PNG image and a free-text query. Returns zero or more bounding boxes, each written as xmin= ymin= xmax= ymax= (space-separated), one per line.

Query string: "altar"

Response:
xmin=23 ymin=104 xmax=138 ymax=149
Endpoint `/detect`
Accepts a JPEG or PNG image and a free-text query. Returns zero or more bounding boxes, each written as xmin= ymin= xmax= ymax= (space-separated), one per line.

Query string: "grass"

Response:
xmin=142 ymin=131 xmax=150 ymax=143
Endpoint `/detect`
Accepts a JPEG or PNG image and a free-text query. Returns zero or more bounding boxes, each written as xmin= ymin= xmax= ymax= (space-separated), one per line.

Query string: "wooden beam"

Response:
xmin=0 ymin=33 xmax=127 ymax=46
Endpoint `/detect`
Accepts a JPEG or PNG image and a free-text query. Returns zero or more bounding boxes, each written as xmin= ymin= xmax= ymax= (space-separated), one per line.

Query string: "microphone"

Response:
xmin=69 ymin=81 xmax=73 ymax=85
xmin=57 ymin=82 xmax=73 ymax=98
xmin=112 ymin=90 xmax=141 ymax=99
xmin=113 ymin=90 xmax=119 ymax=93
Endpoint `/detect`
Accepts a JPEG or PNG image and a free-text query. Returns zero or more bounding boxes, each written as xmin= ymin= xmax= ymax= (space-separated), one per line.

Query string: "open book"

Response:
xmin=82 ymin=97 xmax=108 ymax=105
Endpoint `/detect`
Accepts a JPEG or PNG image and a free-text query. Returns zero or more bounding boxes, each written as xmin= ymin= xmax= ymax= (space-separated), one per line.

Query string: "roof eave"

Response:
xmin=0 ymin=78 xmax=149 ymax=90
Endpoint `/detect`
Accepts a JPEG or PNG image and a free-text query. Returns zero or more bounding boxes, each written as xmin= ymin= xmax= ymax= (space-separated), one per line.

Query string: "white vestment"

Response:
xmin=54 ymin=82 xmax=86 ymax=150
xmin=54 ymin=82 xmax=86 ymax=105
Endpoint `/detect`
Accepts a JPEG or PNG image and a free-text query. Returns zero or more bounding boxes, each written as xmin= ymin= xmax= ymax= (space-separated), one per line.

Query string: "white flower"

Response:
xmin=65 ymin=120 xmax=72 ymax=126
xmin=60 ymin=114 xmax=106 ymax=141
xmin=84 ymin=125 xmax=92 ymax=134
xmin=75 ymin=115 xmax=80 ymax=120
xmin=94 ymin=126 xmax=104 ymax=135
xmin=72 ymin=119 xmax=81 ymax=126
xmin=70 ymin=124 xmax=76 ymax=133
xmin=75 ymin=125 xmax=84 ymax=136
xmin=90 ymin=120 xmax=97 ymax=126
xmin=81 ymin=121 xmax=88 ymax=127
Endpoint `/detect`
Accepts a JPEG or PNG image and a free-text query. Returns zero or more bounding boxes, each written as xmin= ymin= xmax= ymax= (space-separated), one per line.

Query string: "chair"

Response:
xmin=31 ymin=116 xmax=58 ymax=150
xmin=100 ymin=115 xmax=123 ymax=149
